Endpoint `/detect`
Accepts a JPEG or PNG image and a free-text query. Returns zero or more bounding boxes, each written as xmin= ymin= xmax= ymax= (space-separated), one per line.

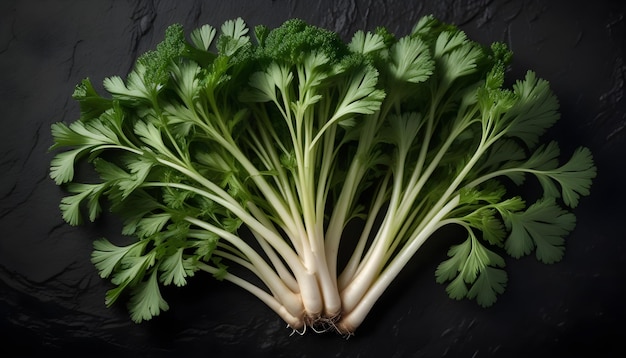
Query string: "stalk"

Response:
xmin=337 ymin=194 xmax=461 ymax=333
xmin=337 ymin=173 xmax=390 ymax=290
xmin=325 ymin=113 xmax=380 ymax=280
xmin=247 ymin=201 xmax=300 ymax=292
xmin=185 ymin=216 xmax=304 ymax=318
xmin=338 ymin=206 xmax=395 ymax=314
xmin=197 ymin=262 xmax=304 ymax=330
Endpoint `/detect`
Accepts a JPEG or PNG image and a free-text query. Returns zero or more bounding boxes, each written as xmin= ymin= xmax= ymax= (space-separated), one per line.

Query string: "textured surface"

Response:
xmin=1 ymin=0 xmax=625 ymax=357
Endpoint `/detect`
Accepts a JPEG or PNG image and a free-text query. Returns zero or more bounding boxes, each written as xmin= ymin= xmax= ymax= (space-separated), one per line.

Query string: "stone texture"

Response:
xmin=1 ymin=0 xmax=624 ymax=356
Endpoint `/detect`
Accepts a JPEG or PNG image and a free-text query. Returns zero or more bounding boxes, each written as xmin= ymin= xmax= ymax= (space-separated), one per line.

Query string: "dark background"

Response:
xmin=1 ymin=0 xmax=625 ymax=357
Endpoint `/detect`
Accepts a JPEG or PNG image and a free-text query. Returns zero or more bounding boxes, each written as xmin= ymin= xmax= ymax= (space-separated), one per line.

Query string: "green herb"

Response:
xmin=50 ymin=16 xmax=596 ymax=335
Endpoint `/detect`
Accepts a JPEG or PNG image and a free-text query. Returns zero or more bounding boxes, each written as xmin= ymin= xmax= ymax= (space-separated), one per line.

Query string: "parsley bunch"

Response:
xmin=50 ymin=16 xmax=595 ymax=335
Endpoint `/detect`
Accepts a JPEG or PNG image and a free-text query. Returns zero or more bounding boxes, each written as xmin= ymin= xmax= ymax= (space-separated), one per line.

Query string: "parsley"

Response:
xmin=50 ymin=16 xmax=596 ymax=335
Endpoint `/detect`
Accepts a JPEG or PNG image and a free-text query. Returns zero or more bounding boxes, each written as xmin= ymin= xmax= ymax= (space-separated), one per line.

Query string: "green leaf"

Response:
xmin=325 ymin=65 xmax=385 ymax=128
xmin=104 ymin=280 xmax=131 ymax=307
xmin=524 ymin=141 xmax=560 ymax=170
xmin=91 ymin=239 xmax=145 ymax=279
xmin=50 ymin=122 xmax=80 ymax=149
xmin=191 ymin=231 xmax=220 ymax=261
xmin=137 ymin=23 xmax=191 ymax=87
xmin=170 ymin=60 xmax=202 ymax=105
xmin=242 ymin=62 xmax=293 ymax=103
xmin=503 ymin=198 xmax=576 ymax=263
xmin=59 ymin=183 xmax=108 ymax=225
xmin=436 ymin=239 xmax=471 ymax=283
xmin=475 ymin=140 xmax=526 ymax=181
xmin=445 ymin=274 xmax=468 ymax=300
xmin=504 ymin=71 xmax=560 ymax=148
xmin=476 ymin=209 xmax=506 ymax=246
xmin=459 ymin=180 xmax=506 ymax=205
xmin=94 ymin=157 xmax=152 ymax=200
xmin=382 ymin=112 xmax=424 ymax=152
xmin=136 ymin=213 xmax=172 ymax=238
xmin=59 ymin=188 xmax=90 ymax=226
xmin=124 ymin=156 xmax=155 ymax=197
xmin=50 ymin=148 xmax=83 ymax=185
xmin=545 ymin=147 xmax=596 ymax=208
xmin=348 ymin=30 xmax=386 ymax=55
xmin=94 ymin=158 xmax=129 ymax=182
xmin=221 ymin=17 xmax=249 ymax=42
xmin=433 ymin=30 xmax=468 ymax=58
xmin=411 ymin=15 xmax=456 ymax=44
xmin=210 ymin=257 xmax=229 ymax=281
xmin=297 ymin=52 xmax=332 ymax=93
xmin=437 ymin=234 xmax=507 ymax=305
xmin=518 ymin=143 xmax=596 ymax=208
xmin=492 ymin=196 xmax=526 ymax=218
xmin=128 ymin=270 xmax=170 ymax=323
xmin=477 ymin=86 xmax=517 ymax=127
xmin=51 ymin=117 xmax=122 ymax=154
xmin=111 ymin=251 xmax=156 ymax=286
xmin=222 ymin=217 xmax=243 ymax=233
xmin=190 ymin=24 xmax=217 ymax=51
xmin=159 ymin=248 xmax=196 ymax=286
xmin=72 ymin=78 xmax=112 ymax=120
xmin=162 ymin=186 xmax=194 ymax=209
xmin=162 ymin=221 xmax=191 ymax=244
xmin=112 ymin=194 xmax=163 ymax=236
xmin=460 ymin=236 xmax=504 ymax=283
xmin=103 ymin=66 xmax=154 ymax=103
xmin=387 ymin=35 xmax=433 ymax=83
xmin=440 ymin=43 xmax=483 ymax=86
xmin=218 ymin=17 xmax=250 ymax=56
xmin=467 ymin=266 xmax=507 ymax=307
xmin=134 ymin=120 xmax=169 ymax=154
xmin=490 ymin=42 xmax=513 ymax=66
xmin=254 ymin=24 xmax=269 ymax=46
xmin=432 ymin=30 xmax=483 ymax=87
xmin=484 ymin=62 xmax=505 ymax=90
xmin=301 ymin=60 xmax=387 ymax=147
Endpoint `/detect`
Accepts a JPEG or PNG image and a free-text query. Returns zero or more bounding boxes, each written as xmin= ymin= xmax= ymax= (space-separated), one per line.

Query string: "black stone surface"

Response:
xmin=1 ymin=0 xmax=625 ymax=357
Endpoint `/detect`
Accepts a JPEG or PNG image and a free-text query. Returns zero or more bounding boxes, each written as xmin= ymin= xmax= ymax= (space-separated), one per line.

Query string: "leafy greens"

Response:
xmin=49 ymin=16 xmax=596 ymax=335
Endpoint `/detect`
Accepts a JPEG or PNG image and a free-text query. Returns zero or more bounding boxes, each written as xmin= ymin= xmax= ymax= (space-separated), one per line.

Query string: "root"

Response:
xmin=288 ymin=324 xmax=307 ymax=336
xmin=308 ymin=313 xmax=339 ymax=334
xmin=286 ymin=311 xmax=356 ymax=337
xmin=334 ymin=320 xmax=356 ymax=339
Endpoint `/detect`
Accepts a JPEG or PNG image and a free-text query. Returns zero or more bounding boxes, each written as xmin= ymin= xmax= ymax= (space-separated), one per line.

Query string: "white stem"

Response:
xmin=337 ymin=175 xmax=390 ymax=290
xmin=197 ymin=262 xmax=304 ymax=330
xmin=185 ymin=216 xmax=304 ymax=318
xmin=247 ymin=202 xmax=299 ymax=293
xmin=338 ymin=195 xmax=460 ymax=333
xmin=324 ymin=157 xmax=363 ymax=275
xmin=339 ymin=206 xmax=396 ymax=314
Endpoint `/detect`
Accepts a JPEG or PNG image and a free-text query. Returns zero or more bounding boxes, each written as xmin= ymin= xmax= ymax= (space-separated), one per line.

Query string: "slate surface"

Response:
xmin=1 ymin=0 xmax=625 ymax=357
